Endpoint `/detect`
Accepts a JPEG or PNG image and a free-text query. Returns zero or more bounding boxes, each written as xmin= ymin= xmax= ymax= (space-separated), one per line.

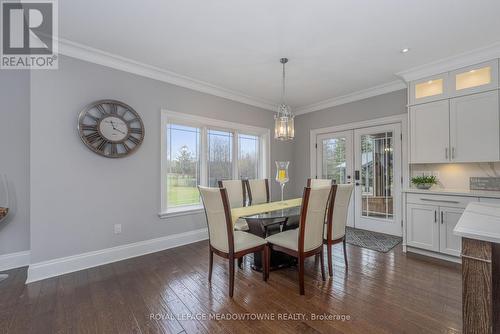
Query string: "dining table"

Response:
xmin=231 ymin=198 xmax=302 ymax=271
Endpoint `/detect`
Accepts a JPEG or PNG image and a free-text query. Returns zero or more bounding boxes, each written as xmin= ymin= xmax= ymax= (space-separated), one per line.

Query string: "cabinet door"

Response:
xmin=410 ymin=100 xmax=450 ymax=163
xmin=450 ymin=90 xmax=499 ymax=162
xmin=450 ymin=60 xmax=499 ymax=97
xmin=410 ymin=73 xmax=449 ymax=105
xmin=439 ymin=207 xmax=463 ymax=257
xmin=406 ymin=203 xmax=440 ymax=251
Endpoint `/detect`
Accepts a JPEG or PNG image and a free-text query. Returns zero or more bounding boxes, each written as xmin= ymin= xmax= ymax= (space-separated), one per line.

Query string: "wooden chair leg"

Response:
xmin=238 ymin=257 xmax=243 ymax=269
xmin=298 ymin=255 xmax=305 ymax=295
xmin=262 ymin=247 xmax=267 ymax=282
xmin=327 ymin=243 xmax=333 ymax=277
xmin=229 ymin=256 xmax=235 ymax=298
xmin=320 ymin=249 xmax=326 ymax=281
xmin=266 ymin=245 xmax=271 ymax=280
xmin=208 ymin=249 xmax=213 ymax=282
xmin=343 ymin=238 xmax=348 ymax=269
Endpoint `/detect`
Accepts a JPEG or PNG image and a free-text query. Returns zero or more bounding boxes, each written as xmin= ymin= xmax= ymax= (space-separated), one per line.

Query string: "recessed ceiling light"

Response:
xmin=401 ymin=48 xmax=410 ymax=53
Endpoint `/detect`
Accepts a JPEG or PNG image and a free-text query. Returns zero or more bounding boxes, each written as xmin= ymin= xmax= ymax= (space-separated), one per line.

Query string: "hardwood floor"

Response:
xmin=0 ymin=241 xmax=461 ymax=333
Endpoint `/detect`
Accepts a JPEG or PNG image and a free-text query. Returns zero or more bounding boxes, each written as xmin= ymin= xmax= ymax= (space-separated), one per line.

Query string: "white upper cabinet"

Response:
xmin=410 ymin=100 xmax=450 ymax=163
xmin=449 ymin=90 xmax=499 ymax=162
xmin=450 ymin=60 xmax=499 ymax=97
xmin=410 ymin=73 xmax=449 ymax=105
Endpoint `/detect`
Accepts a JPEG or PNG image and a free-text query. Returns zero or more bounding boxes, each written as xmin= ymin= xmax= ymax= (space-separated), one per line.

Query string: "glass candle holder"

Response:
xmin=275 ymin=161 xmax=290 ymax=201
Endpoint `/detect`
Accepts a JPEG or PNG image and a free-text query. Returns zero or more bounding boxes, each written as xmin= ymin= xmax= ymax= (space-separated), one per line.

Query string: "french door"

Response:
xmin=316 ymin=131 xmax=354 ymax=227
xmin=316 ymin=123 xmax=402 ymax=236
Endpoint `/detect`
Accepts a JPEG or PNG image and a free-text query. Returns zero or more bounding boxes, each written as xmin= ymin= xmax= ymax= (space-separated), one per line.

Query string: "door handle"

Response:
xmin=434 ymin=210 xmax=437 ymax=223
xmin=441 ymin=211 xmax=444 ymax=224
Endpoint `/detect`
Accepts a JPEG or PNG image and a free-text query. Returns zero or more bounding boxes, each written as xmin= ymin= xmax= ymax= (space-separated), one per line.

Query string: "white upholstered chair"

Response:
xmin=265 ymin=186 xmax=333 ymax=295
xmin=198 ymin=186 xmax=268 ymax=297
xmin=307 ymin=178 xmax=334 ymax=188
xmin=323 ymin=184 xmax=354 ymax=276
xmin=245 ymin=179 xmax=270 ymax=205
xmin=218 ymin=180 xmax=249 ymax=231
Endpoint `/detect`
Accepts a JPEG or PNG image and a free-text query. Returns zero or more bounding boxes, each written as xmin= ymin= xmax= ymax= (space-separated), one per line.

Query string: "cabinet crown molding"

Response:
xmin=397 ymin=42 xmax=500 ymax=82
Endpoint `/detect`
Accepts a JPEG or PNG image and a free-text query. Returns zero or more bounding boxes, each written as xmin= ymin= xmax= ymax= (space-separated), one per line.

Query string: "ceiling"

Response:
xmin=59 ymin=0 xmax=500 ymax=112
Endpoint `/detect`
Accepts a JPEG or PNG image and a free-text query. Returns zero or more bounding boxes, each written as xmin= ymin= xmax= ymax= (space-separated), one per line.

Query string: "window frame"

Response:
xmin=159 ymin=110 xmax=270 ymax=218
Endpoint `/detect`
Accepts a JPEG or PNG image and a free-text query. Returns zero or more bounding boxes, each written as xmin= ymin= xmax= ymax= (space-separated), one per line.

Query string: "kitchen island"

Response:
xmin=454 ymin=202 xmax=500 ymax=334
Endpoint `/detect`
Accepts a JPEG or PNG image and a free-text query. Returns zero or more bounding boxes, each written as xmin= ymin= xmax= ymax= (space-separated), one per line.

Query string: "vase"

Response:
xmin=275 ymin=161 xmax=290 ymax=201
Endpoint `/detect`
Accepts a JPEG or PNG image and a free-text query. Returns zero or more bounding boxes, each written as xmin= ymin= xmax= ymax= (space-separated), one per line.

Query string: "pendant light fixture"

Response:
xmin=274 ymin=58 xmax=295 ymax=141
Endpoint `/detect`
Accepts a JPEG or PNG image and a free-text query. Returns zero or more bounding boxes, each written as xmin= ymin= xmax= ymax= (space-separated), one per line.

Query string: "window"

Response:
xmin=166 ymin=124 xmax=201 ymax=208
xmin=239 ymin=134 xmax=259 ymax=179
xmin=161 ymin=110 xmax=269 ymax=216
xmin=208 ymin=130 xmax=233 ymax=187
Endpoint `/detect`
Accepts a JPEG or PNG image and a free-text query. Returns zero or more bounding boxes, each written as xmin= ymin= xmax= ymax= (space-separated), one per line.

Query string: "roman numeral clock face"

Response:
xmin=78 ymin=100 xmax=145 ymax=158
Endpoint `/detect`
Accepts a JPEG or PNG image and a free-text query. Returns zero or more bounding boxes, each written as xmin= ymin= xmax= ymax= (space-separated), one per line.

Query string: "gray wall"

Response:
xmin=0 ymin=71 xmax=31 ymax=256
xmin=29 ymin=56 xmax=293 ymax=263
xmin=291 ymin=89 xmax=407 ymax=196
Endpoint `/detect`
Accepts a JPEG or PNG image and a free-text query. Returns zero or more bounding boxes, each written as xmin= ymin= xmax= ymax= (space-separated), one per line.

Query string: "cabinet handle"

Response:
xmin=434 ymin=210 xmax=437 ymax=223
xmin=451 ymin=147 xmax=455 ymax=160
xmin=420 ymin=198 xmax=460 ymax=204
xmin=441 ymin=211 xmax=444 ymax=224
xmin=445 ymin=148 xmax=449 ymax=160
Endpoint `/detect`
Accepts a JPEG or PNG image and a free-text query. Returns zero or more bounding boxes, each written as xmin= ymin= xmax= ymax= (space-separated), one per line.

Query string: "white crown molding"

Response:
xmin=26 ymin=228 xmax=208 ymax=283
xmin=57 ymin=38 xmax=277 ymax=112
xmin=0 ymin=250 xmax=30 ymax=271
xmin=396 ymin=42 xmax=500 ymax=82
xmin=294 ymin=80 xmax=406 ymax=115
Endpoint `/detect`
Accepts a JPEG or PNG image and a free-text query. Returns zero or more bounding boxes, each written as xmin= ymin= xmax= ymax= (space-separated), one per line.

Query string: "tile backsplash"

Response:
xmin=410 ymin=162 xmax=500 ymax=189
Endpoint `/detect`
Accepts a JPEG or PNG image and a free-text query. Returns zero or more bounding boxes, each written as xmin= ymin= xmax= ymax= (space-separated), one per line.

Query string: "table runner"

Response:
xmin=231 ymin=198 xmax=302 ymax=223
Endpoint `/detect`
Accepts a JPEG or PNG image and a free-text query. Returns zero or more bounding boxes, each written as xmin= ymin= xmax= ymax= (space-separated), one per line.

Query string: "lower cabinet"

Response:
xmin=407 ymin=203 xmax=463 ymax=256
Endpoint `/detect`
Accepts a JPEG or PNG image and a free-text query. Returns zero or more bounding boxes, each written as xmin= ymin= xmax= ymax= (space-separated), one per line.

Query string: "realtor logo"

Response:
xmin=1 ymin=0 xmax=58 ymax=69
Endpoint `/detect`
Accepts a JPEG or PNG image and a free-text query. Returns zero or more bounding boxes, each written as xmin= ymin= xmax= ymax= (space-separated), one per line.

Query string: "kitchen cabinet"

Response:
xmin=449 ymin=90 xmax=499 ymax=162
xmin=406 ymin=203 xmax=440 ymax=251
xmin=409 ymin=73 xmax=449 ymax=105
xmin=409 ymin=100 xmax=449 ymax=163
xmin=405 ymin=193 xmax=477 ymax=258
xmin=438 ymin=207 xmax=463 ymax=256
xmin=450 ymin=59 xmax=499 ymax=97
xmin=409 ymin=90 xmax=499 ymax=163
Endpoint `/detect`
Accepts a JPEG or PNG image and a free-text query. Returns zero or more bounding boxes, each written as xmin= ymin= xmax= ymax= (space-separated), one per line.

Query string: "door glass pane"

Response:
xmin=166 ymin=124 xmax=201 ymax=208
xmin=360 ymin=132 xmax=393 ymax=219
xmin=322 ymin=137 xmax=346 ymax=184
xmin=238 ymin=134 xmax=259 ymax=179
xmin=208 ymin=129 xmax=233 ymax=186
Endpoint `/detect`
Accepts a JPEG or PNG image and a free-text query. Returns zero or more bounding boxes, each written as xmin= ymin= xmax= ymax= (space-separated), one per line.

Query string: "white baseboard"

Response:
xmin=0 ymin=250 xmax=31 ymax=271
xmin=26 ymin=228 xmax=208 ymax=284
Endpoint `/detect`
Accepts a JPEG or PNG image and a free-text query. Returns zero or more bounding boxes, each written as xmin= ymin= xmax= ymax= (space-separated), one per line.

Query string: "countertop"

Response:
xmin=403 ymin=187 xmax=500 ymax=199
xmin=454 ymin=202 xmax=500 ymax=243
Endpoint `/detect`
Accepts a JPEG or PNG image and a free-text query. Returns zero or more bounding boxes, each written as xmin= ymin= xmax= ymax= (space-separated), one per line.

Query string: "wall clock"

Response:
xmin=78 ymin=100 xmax=145 ymax=158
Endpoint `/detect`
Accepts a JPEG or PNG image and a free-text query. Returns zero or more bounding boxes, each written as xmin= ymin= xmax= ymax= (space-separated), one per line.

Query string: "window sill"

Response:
xmin=158 ymin=205 xmax=204 ymax=219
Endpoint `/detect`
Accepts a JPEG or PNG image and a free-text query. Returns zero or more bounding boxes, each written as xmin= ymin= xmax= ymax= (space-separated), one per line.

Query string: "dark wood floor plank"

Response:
xmin=0 ymin=240 xmax=462 ymax=334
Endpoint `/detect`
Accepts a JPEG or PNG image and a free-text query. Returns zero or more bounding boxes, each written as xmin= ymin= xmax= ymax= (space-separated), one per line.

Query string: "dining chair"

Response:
xmin=245 ymin=179 xmax=270 ymax=205
xmin=307 ymin=178 xmax=334 ymax=188
xmin=265 ymin=185 xmax=333 ymax=295
xmin=218 ymin=180 xmax=248 ymax=231
xmin=198 ymin=186 xmax=269 ymax=297
xmin=323 ymin=184 xmax=354 ymax=276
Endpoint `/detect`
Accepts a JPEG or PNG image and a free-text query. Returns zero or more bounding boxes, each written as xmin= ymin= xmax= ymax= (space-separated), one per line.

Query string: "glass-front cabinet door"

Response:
xmin=409 ymin=73 xmax=449 ymax=105
xmin=450 ymin=60 xmax=499 ymax=97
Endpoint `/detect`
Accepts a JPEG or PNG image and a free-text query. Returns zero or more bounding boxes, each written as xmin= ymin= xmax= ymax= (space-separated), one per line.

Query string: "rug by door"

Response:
xmin=345 ymin=227 xmax=402 ymax=253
